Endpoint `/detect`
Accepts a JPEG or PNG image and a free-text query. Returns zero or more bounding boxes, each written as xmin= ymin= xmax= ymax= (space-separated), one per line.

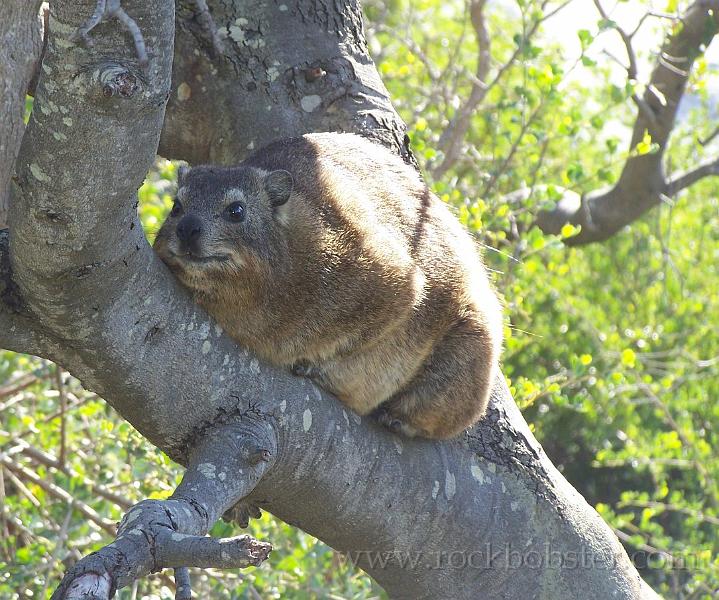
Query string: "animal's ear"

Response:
xmin=177 ymin=164 xmax=190 ymax=187
xmin=264 ymin=170 xmax=293 ymax=207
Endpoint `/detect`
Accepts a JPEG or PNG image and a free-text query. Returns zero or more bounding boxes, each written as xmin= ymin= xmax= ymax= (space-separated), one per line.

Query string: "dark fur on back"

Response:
xmin=154 ymin=133 xmax=502 ymax=439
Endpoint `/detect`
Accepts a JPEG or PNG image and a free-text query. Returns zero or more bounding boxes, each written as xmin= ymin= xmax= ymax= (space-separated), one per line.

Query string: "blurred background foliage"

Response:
xmin=2 ymin=0 xmax=718 ymax=598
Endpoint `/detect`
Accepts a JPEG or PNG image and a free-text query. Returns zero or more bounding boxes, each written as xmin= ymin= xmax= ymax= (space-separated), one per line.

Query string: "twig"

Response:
xmin=619 ymin=500 xmax=719 ymax=527
xmin=191 ymin=0 xmax=226 ymax=56
xmin=13 ymin=440 xmax=132 ymax=508
xmin=0 ymin=373 xmax=38 ymax=402
xmin=634 ymin=382 xmax=718 ymax=508
xmin=433 ymin=0 xmax=573 ymax=178
xmin=0 ymin=467 xmax=7 ymax=559
xmin=629 ymin=10 xmax=679 ymax=38
xmin=41 ymin=506 xmax=74 ymax=599
xmin=481 ymin=98 xmax=547 ymax=198
xmin=4 ymin=512 xmax=37 ymax=545
xmin=0 ymin=454 xmax=117 ymax=535
xmin=0 ymin=393 xmax=94 ymax=449
xmin=54 ymin=366 xmax=67 ymax=470
xmin=596 ymin=5 xmax=658 ymax=124
xmin=613 ymin=527 xmax=676 ymax=561
xmin=593 ymin=0 xmax=639 ymax=80
xmin=699 ymin=124 xmax=719 ymax=146
xmin=3 ymin=466 xmax=41 ymax=508
xmin=174 ymin=566 xmax=192 ymax=600
xmin=248 ymin=584 xmax=264 ymax=600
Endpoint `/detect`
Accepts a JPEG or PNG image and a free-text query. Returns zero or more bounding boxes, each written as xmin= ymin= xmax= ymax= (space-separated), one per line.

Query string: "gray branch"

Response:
xmin=51 ymin=421 xmax=274 ymax=600
xmin=0 ymin=1 xmax=45 ymax=228
xmin=4 ymin=0 xmax=660 ymax=598
xmin=536 ymin=0 xmax=719 ymax=245
xmin=665 ymin=155 xmax=719 ymax=196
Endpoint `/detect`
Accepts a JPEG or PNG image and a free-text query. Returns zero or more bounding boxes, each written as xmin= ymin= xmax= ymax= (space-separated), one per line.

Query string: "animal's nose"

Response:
xmin=176 ymin=214 xmax=203 ymax=246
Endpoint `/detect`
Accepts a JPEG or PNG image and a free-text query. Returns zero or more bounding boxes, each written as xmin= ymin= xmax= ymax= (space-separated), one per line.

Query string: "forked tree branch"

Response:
xmin=592 ymin=0 xmax=639 ymax=80
xmin=52 ymin=421 xmax=274 ymax=600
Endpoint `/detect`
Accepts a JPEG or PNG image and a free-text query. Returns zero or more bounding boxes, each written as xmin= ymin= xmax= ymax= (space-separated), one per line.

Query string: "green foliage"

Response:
xmin=3 ymin=0 xmax=718 ymax=598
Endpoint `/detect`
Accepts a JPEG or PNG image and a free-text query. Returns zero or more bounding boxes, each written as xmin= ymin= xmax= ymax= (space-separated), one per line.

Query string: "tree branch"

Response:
xmin=0 ymin=1 xmax=45 ymax=228
xmin=429 ymin=0 xmax=490 ymax=180
xmin=51 ymin=421 xmax=274 ymax=599
xmin=536 ymin=0 xmax=719 ymax=244
xmin=592 ymin=0 xmax=639 ymax=80
xmin=665 ymin=155 xmax=719 ymax=196
xmin=0 ymin=453 xmax=117 ymax=536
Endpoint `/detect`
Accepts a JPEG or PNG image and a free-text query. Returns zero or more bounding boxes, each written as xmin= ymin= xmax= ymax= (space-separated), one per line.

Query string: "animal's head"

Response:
xmin=154 ymin=164 xmax=294 ymax=292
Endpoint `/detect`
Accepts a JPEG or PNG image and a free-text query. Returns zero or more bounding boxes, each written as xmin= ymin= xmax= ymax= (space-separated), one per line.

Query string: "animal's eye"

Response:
xmin=224 ymin=201 xmax=246 ymax=223
xmin=170 ymin=199 xmax=183 ymax=217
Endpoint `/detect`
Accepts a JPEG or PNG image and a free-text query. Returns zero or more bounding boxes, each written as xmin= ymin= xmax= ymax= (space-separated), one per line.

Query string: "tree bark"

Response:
xmin=0 ymin=1 xmax=44 ymax=228
xmin=1 ymin=0 xmax=660 ymax=598
xmin=160 ymin=0 xmax=412 ymax=165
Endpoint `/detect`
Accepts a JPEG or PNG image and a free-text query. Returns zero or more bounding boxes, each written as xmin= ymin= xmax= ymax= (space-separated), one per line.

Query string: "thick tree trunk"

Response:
xmin=1 ymin=0 xmax=660 ymax=598
xmin=160 ymin=0 xmax=411 ymax=165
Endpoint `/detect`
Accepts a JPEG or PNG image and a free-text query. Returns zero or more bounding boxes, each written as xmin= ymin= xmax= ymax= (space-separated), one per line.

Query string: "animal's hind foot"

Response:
xmin=372 ymin=406 xmax=422 ymax=438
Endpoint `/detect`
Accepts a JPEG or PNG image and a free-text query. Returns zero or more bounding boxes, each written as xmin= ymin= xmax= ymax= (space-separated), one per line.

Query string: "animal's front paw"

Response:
xmin=291 ymin=360 xmax=318 ymax=378
xmin=222 ymin=500 xmax=262 ymax=529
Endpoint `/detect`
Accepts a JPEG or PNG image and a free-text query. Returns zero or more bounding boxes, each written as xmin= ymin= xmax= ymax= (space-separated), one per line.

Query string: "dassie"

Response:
xmin=154 ymin=132 xmax=502 ymax=439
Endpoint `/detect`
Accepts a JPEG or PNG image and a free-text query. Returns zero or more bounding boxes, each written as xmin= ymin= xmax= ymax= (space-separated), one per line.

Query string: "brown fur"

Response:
xmin=154 ymin=133 xmax=502 ymax=439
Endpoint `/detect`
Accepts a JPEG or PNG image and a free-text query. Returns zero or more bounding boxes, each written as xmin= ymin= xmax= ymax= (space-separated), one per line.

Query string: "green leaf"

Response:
xmin=577 ymin=29 xmax=594 ymax=48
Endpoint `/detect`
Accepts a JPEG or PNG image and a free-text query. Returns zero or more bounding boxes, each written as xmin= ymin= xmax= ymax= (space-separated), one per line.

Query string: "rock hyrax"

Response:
xmin=154 ymin=132 xmax=502 ymax=439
